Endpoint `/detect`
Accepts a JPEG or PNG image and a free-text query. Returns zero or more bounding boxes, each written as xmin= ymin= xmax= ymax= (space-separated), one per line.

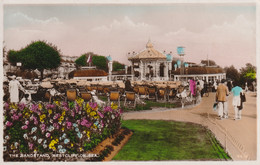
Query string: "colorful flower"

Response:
xmin=5 ymin=121 xmax=13 ymax=127
xmin=104 ymin=106 xmax=113 ymax=113
xmin=23 ymin=133 xmax=28 ymax=139
xmin=111 ymin=102 xmax=118 ymax=110
xmin=28 ymin=142 xmax=34 ymax=150
xmin=46 ymin=132 xmax=51 ymax=138
xmin=64 ymin=138 xmax=70 ymax=144
xmin=21 ymin=125 xmax=28 ymax=130
xmin=97 ymin=111 xmax=104 ymax=118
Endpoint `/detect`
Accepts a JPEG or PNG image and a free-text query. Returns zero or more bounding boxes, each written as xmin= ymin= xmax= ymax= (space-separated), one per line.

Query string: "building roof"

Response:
xmin=73 ymin=69 xmax=108 ymax=77
xmin=173 ymin=67 xmax=225 ymax=75
xmin=128 ymin=40 xmax=166 ymax=61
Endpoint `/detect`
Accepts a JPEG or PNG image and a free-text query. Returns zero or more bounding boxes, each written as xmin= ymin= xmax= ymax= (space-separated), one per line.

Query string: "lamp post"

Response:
xmin=177 ymin=46 xmax=185 ymax=81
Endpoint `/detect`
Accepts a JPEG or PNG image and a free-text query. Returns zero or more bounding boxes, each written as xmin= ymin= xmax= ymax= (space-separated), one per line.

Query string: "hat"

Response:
xmin=10 ymin=75 xmax=16 ymax=79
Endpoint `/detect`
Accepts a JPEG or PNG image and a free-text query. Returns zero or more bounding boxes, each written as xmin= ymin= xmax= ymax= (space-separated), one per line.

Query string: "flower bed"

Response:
xmin=3 ymin=98 xmax=123 ymax=161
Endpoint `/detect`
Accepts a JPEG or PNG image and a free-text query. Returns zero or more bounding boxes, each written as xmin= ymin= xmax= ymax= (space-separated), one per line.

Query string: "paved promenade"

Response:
xmin=122 ymin=92 xmax=257 ymax=161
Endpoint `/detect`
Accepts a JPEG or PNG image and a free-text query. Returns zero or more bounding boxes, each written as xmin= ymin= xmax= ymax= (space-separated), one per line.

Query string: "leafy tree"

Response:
xmin=75 ymin=54 xmax=87 ymax=66
xmin=201 ymin=59 xmax=217 ymax=66
xmin=75 ymin=52 xmax=108 ymax=72
xmin=7 ymin=41 xmax=61 ymax=79
xmin=113 ymin=61 xmax=125 ymax=71
xmin=224 ymin=65 xmax=240 ymax=83
xmin=92 ymin=55 xmax=108 ymax=72
xmin=239 ymin=63 xmax=256 ymax=86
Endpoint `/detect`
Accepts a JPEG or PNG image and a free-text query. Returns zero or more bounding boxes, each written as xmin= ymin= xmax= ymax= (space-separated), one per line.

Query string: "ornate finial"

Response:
xmin=146 ymin=39 xmax=153 ymax=48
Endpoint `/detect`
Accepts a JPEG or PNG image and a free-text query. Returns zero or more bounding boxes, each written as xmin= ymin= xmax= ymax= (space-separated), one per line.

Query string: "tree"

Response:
xmin=7 ymin=41 xmax=61 ymax=79
xmin=75 ymin=54 xmax=87 ymax=66
xmin=92 ymin=55 xmax=108 ymax=72
xmin=201 ymin=59 xmax=217 ymax=66
xmin=239 ymin=63 xmax=256 ymax=86
xmin=224 ymin=65 xmax=240 ymax=83
xmin=75 ymin=52 xmax=109 ymax=72
xmin=113 ymin=61 xmax=125 ymax=71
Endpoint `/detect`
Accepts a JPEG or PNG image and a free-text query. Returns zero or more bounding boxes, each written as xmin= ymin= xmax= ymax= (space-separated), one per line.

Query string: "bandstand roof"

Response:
xmin=128 ymin=40 xmax=166 ymax=61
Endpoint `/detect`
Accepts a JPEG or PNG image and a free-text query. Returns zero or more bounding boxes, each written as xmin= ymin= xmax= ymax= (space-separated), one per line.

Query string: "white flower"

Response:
xmin=3 ymin=146 xmax=7 ymax=151
xmin=23 ymin=133 xmax=28 ymax=139
xmin=33 ymin=136 xmax=37 ymax=141
xmin=38 ymin=139 xmax=43 ymax=144
xmin=31 ymin=127 xmax=37 ymax=134
xmin=5 ymin=135 xmax=10 ymax=140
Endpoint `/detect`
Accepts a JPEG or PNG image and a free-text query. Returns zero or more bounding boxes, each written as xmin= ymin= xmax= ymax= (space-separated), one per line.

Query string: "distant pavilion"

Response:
xmin=128 ymin=40 xmax=172 ymax=81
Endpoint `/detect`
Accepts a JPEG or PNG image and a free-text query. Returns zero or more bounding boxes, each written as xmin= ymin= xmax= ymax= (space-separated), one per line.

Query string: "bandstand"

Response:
xmin=128 ymin=40 xmax=172 ymax=81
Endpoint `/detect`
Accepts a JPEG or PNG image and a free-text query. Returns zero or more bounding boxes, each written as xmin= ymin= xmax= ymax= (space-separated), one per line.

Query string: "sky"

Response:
xmin=3 ymin=2 xmax=257 ymax=69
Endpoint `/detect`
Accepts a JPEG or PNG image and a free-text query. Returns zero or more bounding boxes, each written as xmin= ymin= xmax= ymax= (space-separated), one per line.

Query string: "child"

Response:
xmin=20 ymin=93 xmax=31 ymax=105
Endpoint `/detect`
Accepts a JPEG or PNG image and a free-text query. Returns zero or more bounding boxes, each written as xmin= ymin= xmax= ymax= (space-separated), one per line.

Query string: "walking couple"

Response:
xmin=215 ymin=79 xmax=246 ymax=120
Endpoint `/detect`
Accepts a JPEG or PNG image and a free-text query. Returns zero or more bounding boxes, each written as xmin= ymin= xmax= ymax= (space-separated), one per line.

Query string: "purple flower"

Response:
xmin=53 ymin=114 xmax=60 ymax=120
xmin=28 ymin=143 xmax=34 ymax=150
xmin=66 ymin=121 xmax=72 ymax=129
xmin=5 ymin=121 xmax=13 ymax=127
xmin=25 ymin=120 xmax=30 ymax=125
xmin=80 ymin=119 xmax=88 ymax=126
xmin=71 ymin=111 xmax=75 ymax=117
xmin=46 ymin=104 xmax=56 ymax=109
xmin=11 ymin=115 xmax=19 ymax=121
xmin=75 ymin=104 xmax=80 ymax=113
xmin=40 ymin=124 xmax=46 ymax=131
xmin=97 ymin=111 xmax=104 ymax=118
xmin=46 ymin=132 xmax=51 ymax=138
xmin=18 ymin=103 xmax=26 ymax=110
xmin=53 ymin=123 xmax=59 ymax=129
xmin=62 ymin=102 xmax=68 ymax=108
xmin=33 ymin=117 xmax=38 ymax=125
xmin=85 ymin=123 xmax=92 ymax=128
xmin=4 ymin=102 xmax=9 ymax=110
xmin=89 ymin=102 xmax=98 ymax=109
xmin=119 ymin=109 xmax=123 ymax=114
xmin=104 ymin=106 xmax=113 ymax=113
xmin=31 ymin=104 xmax=39 ymax=112
xmin=21 ymin=125 xmax=28 ymax=130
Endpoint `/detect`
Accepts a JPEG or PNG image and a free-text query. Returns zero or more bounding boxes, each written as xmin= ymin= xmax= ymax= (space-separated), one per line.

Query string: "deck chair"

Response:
xmin=97 ymin=86 xmax=104 ymax=95
xmin=108 ymin=91 xmax=120 ymax=107
xmin=124 ymin=92 xmax=136 ymax=108
xmin=148 ymin=87 xmax=157 ymax=100
xmin=44 ymin=91 xmax=51 ymax=102
xmin=133 ymin=86 xmax=139 ymax=94
xmin=138 ymin=86 xmax=148 ymax=99
xmin=66 ymin=89 xmax=77 ymax=102
xmin=157 ymin=88 xmax=167 ymax=102
xmin=86 ymin=86 xmax=92 ymax=91
xmin=81 ymin=91 xmax=92 ymax=102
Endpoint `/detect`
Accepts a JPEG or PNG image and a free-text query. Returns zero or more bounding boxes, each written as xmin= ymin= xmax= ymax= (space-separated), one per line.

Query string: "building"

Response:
xmin=128 ymin=40 xmax=172 ymax=81
xmin=73 ymin=69 xmax=108 ymax=81
xmin=172 ymin=66 xmax=226 ymax=83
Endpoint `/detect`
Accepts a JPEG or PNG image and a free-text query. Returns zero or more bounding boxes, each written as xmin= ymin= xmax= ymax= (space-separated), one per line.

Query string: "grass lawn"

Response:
xmin=99 ymin=96 xmax=179 ymax=111
xmin=112 ymin=120 xmax=231 ymax=161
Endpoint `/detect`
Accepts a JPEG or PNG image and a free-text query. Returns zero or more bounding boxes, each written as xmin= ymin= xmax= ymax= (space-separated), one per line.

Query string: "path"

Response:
xmin=122 ymin=92 xmax=257 ymax=161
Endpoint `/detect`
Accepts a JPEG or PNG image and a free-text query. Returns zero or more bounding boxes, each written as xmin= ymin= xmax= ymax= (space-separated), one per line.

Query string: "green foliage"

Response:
xmin=7 ymin=50 xmax=20 ymax=65
xmin=7 ymin=41 xmax=61 ymax=79
xmin=224 ymin=65 xmax=240 ymax=82
xmin=92 ymin=55 xmax=108 ymax=72
xmin=7 ymin=41 xmax=61 ymax=70
xmin=75 ymin=54 xmax=87 ymax=66
xmin=75 ymin=52 xmax=108 ymax=71
xmin=239 ymin=63 xmax=256 ymax=85
xmin=113 ymin=61 xmax=125 ymax=71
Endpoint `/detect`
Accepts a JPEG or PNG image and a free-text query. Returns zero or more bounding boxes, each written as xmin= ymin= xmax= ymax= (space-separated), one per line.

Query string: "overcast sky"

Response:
xmin=3 ymin=2 xmax=256 ymax=69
